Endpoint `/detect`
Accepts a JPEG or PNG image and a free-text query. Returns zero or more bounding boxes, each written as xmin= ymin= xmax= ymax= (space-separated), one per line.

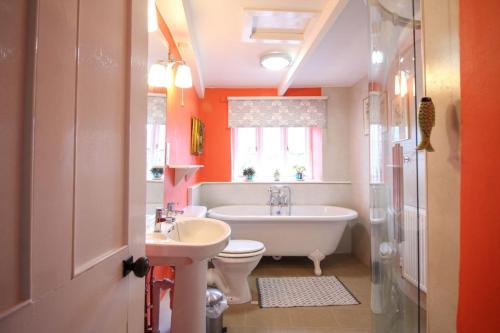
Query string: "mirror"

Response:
xmin=146 ymin=93 xmax=167 ymax=215
xmin=146 ymin=24 xmax=169 ymax=215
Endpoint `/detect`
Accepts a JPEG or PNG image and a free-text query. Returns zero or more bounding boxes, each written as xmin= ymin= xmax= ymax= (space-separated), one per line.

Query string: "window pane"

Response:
xmin=287 ymin=127 xmax=306 ymax=154
xmin=259 ymin=128 xmax=283 ymax=179
xmin=233 ymin=128 xmax=258 ymax=179
xmin=232 ymin=127 xmax=315 ymax=181
xmin=237 ymin=128 xmax=257 ymax=154
xmin=285 ymin=128 xmax=310 ymax=178
xmin=146 ymin=124 xmax=166 ymax=179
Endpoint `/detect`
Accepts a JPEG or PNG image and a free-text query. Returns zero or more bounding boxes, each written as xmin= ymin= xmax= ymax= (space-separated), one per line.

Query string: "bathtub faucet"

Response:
xmin=268 ymin=185 xmax=291 ymax=215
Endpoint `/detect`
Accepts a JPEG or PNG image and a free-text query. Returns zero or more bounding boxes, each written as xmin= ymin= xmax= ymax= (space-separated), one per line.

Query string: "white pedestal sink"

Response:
xmin=146 ymin=217 xmax=231 ymax=333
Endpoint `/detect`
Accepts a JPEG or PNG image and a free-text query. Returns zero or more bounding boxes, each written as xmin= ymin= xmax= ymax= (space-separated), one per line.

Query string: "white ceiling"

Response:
xmin=148 ymin=29 xmax=169 ymax=68
xmin=292 ymin=0 xmax=370 ymax=87
xmin=154 ymin=0 xmax=369 ymax=93
xmin=188 ymin=0 xmax=328 ymax=88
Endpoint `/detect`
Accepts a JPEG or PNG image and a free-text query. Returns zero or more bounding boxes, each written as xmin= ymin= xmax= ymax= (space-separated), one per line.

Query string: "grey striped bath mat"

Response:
xmin=257 ymin=276 xmax=360 ymax=308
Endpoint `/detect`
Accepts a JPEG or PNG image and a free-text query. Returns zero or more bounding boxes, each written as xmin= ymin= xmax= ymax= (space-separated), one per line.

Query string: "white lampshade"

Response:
xmin=148 ymin=63 xmax=168 ymax=88
xmin=174 ymin=64 xmax=192 ymax=88
xmin=148 ymin=0 xmax=158 ymax=33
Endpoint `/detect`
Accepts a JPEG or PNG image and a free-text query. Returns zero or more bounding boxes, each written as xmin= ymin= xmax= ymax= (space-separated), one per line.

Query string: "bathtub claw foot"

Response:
xmin=308 ymin=249 xmax=325 ymax=276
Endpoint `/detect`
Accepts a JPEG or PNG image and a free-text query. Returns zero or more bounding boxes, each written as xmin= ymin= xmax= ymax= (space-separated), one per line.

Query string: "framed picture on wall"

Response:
xmin=391 ymin=94 xmax=410 ymax=142
xmin=191 ymin=117 xmax=205 ymax=155
xmin=363 ymin=97 xmax=369 ymax=136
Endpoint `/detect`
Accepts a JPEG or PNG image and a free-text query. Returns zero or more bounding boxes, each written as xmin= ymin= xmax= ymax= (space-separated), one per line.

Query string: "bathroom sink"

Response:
xmin=146 ymin=217 xmax=231 ymax=266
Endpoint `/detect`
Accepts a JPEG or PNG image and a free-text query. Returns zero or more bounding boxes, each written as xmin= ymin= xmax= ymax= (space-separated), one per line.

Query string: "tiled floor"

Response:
xmin=223 ymin=254 xmax=372 ymax=333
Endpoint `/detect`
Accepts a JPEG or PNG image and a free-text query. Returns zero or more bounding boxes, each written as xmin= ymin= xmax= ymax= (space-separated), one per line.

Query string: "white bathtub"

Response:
xmin=207 ymin=205 xmax=358 ymax=275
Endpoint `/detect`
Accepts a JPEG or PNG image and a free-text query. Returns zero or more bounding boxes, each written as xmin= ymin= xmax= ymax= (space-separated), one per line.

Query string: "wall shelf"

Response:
xmin=167 ymin=165 xmax=204 ymax=184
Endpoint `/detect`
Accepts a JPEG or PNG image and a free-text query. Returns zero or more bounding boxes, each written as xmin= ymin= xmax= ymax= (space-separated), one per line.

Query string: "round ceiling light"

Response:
xmin=260 ymin=52 xmax=292 ymax=70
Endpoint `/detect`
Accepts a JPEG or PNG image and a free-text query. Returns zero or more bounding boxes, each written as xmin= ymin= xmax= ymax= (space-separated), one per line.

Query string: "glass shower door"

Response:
xmin=368 ymin=0 xmax=426 ymax=332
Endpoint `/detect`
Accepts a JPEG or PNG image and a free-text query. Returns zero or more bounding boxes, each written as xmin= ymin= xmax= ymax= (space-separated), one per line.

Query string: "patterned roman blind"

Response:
xmin=228 ymin=97 xmax=328 ymax=128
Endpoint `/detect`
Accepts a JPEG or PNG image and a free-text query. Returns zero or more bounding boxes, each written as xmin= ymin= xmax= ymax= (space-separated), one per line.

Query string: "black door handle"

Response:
xmin=123 ymin=256 xmax=150 ymax=278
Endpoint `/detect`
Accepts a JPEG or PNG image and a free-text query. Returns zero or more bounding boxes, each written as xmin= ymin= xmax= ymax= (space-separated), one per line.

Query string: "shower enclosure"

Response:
xmin=368 ymin=0 xmax=426 ymax=332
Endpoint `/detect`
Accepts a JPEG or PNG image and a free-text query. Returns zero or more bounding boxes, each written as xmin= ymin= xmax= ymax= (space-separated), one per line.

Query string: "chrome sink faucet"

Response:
xmin=268 ymin=185 xmax=291 ymax=215
xmin=154 ymin=202 xmax=184 ymax=232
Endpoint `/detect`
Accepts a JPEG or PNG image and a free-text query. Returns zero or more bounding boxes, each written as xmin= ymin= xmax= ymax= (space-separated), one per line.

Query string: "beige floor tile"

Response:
xmin=315 ymin=329 xmax=370 ymax=333
xmin=227 ymin=326 xmax=269 ymax=333
xmin=288 ymin=307 xmax=340 ymax=328
xmin=245 ymin=306 xmax=292 ymax=328
xmin=268 ymin=327 xmax=318 ymax=333
xmin=224 ymin=303 xmax=253 ymax=327
xmin=330 ymin=308 xmax=372 ymax=330
xmin=227 ymin=254 xmax=371 ymax=332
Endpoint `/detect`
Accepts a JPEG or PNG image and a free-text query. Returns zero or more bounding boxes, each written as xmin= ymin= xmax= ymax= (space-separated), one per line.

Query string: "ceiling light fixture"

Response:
xmin=260 ymin=52 xmax=292 ymax=70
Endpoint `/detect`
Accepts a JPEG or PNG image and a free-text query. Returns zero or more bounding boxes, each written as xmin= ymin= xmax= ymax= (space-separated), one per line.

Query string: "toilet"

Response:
xmin=208 ymin=240 xmax=265 ymax=304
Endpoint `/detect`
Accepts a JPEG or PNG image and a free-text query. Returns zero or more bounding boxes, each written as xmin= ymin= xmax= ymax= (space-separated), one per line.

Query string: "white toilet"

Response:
xmin=208 ymin=240 xmax=265 ymax=304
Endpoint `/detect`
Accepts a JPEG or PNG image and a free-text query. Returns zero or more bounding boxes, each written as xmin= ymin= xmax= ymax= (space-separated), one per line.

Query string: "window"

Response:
xmin=232 ymin=127 xmax=315 ymax=181
xmin=146 ymin=123 xmax=166 ymax=180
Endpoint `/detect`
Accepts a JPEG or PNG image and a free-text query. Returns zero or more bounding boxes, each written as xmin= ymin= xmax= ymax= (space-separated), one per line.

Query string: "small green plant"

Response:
xmin=243 ymin=167 xmax=255 ymax=180
xmin=150 ymin=166 xmax=164 ymax=179
xmin=293 ymin=165 xmax=306 ymax=174
xmin=294 ymin=165 xmax=305 ymax=180
xmin=243 ymin=167 xmax=255 ymax=177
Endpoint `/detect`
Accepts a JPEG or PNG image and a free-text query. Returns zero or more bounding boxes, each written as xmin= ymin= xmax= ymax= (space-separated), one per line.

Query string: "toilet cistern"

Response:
xmin=154 ymin=202 xmax=184 ymax=232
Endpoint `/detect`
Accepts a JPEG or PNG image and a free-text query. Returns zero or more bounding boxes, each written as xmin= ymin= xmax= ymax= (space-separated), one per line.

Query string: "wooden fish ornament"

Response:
xmin=417 ymin=97 xmax=435 ymax=152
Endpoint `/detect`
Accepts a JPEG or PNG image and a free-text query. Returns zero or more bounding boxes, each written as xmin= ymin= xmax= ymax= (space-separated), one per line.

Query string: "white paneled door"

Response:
xmin=0 ymin=0 xmax=147 ymax=332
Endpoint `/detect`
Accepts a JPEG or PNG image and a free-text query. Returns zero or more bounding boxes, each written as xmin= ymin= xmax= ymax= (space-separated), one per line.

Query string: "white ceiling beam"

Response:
xmin=157 ymin=0 xmax=205 ymax=98
xmin=180 ymin=0 xmax=205 ymax=98
xmin=277 ymin=0 xmax=349 ymax=96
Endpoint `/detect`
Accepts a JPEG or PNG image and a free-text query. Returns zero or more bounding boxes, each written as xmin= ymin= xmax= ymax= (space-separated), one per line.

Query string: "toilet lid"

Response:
xmin=221 ymin=240 xmax=265 ymax=255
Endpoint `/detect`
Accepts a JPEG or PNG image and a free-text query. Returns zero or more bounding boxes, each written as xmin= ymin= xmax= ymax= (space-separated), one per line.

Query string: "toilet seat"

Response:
xmin=217 ymin=240 xmax=265 ymax=258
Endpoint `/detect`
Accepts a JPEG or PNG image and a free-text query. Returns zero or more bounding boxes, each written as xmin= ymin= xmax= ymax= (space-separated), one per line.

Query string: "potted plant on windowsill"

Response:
xmin=242 ymin=167 xmax=256 ymax=181
xmin=294 ymin=165 xmax=306 ymax=181
xmin=150 ymin=166 xmax=164 ymax=180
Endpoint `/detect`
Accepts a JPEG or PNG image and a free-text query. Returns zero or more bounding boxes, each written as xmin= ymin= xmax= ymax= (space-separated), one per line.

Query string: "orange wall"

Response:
xmin=458 ymin=0 xmax=500 ymax=331
xmin=156 ymin=11 xmax=201 ymax=208
xmin=198 ymin=87 xmax=322 ymax=182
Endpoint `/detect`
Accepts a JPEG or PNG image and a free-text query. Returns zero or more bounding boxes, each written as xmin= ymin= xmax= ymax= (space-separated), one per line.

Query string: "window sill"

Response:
xmin=146 ymin=178 xmax=163 ymax=183
xmin=229 ymin=180 xmax=351 ymax=184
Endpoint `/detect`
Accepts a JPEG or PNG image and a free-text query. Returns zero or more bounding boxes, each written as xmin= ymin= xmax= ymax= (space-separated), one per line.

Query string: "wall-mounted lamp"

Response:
xmin=174 ymin=63 xmax=192 ymax=88
xmin=148 ymin=62 xmax=170 ymax=88
xmin=174 ymin=62 xmax=192 ymax=107
xmin=148 ymin=60 xmax=193 ymax=106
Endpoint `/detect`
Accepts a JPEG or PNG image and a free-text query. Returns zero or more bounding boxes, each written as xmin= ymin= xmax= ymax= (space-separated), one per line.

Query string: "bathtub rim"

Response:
xmin=207 ymin=204 xmax=358 ymax=222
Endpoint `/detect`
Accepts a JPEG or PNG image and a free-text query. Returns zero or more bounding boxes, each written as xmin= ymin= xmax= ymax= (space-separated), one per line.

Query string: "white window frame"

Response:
xmin=231 ymin=127 xmax=314 ymax=181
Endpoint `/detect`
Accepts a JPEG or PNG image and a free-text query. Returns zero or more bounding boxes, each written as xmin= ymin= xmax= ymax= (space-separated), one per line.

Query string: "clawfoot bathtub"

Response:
xmin=207 ymin=205 xmax=358 ymax=275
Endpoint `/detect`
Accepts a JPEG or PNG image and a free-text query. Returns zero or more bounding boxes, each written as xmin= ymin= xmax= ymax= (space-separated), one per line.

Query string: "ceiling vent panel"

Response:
xmin=242 ymin=9 xmax=318 ymax=44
